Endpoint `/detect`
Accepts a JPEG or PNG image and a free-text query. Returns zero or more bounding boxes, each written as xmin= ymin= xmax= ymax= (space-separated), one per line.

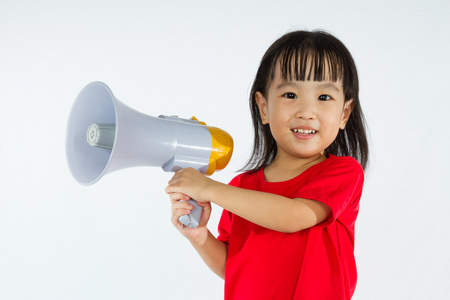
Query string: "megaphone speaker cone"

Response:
xmin=66 ymin=82 xmax=117 ymax=185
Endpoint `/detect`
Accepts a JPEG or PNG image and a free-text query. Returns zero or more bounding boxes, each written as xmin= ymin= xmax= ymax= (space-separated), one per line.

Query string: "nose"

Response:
xmin=295 ymin=99 xmax=317 ymax=120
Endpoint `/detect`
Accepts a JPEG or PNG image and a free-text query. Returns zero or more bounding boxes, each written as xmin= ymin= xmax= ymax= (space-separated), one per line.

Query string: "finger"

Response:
xmin=195 ymin=201 xmax=209 ymax=208
xmin=171 ymin=207 xmax=194 ymax=228
xmin=172 ymin=215 xmax=186 ymax=230
xmin=171 ymin=208 xmax=191 ymax=221
xmin=168 ymin=192 xmax=190 ymax=203
xmin=165 ymin=180 xmax=187 ymax=194
xmin=198 ymin=202 xmax=212 ymax=226
xmin=165 ymin=184 xmax=177 ymax=194
xmin=171 ymin=200 xmax=194 ymax=212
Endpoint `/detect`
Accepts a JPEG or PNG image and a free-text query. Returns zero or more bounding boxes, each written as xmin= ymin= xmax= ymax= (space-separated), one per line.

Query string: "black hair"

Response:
xmin=242 ymin=30 xmax=369 ymax=172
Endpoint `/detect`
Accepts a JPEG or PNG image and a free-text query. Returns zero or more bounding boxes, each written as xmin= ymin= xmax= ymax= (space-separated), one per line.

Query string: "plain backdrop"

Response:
xmin=1 ymin=0 xmax=449 ymax=299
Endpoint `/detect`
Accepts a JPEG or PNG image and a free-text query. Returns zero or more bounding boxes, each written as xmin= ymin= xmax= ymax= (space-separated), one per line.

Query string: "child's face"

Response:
xmin=255 ymin=63 xmax=353 ymax=161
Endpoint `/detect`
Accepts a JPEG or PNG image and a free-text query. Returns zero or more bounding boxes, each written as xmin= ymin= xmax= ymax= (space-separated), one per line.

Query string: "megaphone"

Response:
xmin=66 ymin=81 xmax=233 ymax=228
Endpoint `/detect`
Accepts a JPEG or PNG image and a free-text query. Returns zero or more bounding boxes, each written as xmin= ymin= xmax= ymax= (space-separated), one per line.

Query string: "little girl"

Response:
xmin=166 ymin=30 xmax=369 ymax=300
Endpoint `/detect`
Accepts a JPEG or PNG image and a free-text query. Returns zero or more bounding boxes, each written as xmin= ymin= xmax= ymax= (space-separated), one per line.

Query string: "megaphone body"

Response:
xmin=66 ymin=81 xmax=233 ymax=228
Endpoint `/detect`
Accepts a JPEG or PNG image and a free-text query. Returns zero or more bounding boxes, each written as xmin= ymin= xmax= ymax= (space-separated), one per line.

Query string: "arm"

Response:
xmin=210 ymin=182 xmax=330 ymax=233
xmin=190 ymin=230 xmax=227 ymax=279
xmin=166 ymin=168 xmax=331 ymax=233
xmin=169 ymin=192 xmax=227 ymax=279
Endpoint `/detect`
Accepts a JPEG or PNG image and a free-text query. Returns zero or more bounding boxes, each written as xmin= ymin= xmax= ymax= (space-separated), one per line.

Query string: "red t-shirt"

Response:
xmin=217 ymin=155 xmax=364 ymax=300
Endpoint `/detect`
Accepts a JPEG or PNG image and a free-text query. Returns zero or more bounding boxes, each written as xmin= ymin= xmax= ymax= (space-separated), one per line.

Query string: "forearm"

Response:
xmin=190 ymin=230 xmax=227 ymax=279
xmin=166 ymin=168 xmax=329 ymax=233
xmin=209 ymin=182 xmax=325 ymax=233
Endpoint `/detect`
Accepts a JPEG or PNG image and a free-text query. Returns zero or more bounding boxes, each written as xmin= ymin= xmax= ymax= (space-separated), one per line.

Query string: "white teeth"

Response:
xmin=292 ymin=129 xmax=316 ymax=134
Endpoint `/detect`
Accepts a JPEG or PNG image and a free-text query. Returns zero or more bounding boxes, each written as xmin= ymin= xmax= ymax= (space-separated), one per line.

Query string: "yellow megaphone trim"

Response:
xmin=206 ymin=126 xmax=234 ymax=175
xmin=191 ymin=116 xmax=233 ymax=176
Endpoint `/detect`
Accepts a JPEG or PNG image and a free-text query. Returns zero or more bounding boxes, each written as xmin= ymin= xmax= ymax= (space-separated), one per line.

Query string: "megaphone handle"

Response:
xmin=178 ymin=199 xmax=202 ymax=228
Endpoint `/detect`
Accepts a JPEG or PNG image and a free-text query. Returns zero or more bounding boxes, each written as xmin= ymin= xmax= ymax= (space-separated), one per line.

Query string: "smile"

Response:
xmin=292 ymin=129 xmax=317 ymax=134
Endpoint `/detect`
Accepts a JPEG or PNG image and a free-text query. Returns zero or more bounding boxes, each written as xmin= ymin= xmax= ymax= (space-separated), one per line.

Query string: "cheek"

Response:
xmin=265 ymin=105 xmax=279 ymax=124
xmin=325 ymin=107 xmax=346 ymax=128
xmin=266 ymin=109 xmax=290 ymax=137
xmin=322 ymin=115 xmax=343 ymax=137
xmin=268 ymin=103 xmax=291 ymax=121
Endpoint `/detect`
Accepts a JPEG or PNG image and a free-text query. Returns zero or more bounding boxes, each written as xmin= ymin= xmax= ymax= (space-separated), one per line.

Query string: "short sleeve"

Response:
xmin=216 ymin=174 xmax=243 ymax=245
xmin=293 ymin=156 xmax=364 ymax=226
xmin=217 ymin=209 xmax=232 ymax=245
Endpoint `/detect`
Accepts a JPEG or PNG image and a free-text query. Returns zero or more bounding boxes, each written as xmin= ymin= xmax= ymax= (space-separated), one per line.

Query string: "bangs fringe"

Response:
xmin=272 ymin=42 xmax=345 ymax=84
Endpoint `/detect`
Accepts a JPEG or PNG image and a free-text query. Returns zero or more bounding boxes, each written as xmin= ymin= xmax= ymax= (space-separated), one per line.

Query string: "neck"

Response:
xmin=263 ymin=153 xmax=327 ymax=182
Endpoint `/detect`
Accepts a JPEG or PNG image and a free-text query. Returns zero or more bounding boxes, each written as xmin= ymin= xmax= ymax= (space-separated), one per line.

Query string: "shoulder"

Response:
xmin=303 ymin=155 xmax=364 ymax=190
xmin=317 ymin=155 xmax=364 ymax=176
xmin=295 ymin=156 xmax=365 ymax=221
xmin=228 ymin=169 xmax=261 ymax=187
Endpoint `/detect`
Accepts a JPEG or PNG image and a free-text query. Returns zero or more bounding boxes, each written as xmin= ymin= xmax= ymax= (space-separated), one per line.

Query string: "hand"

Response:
xmin=165 ymin=168 xmax=215 ymax=203
xmin=168 ymin=192 xmax=212 ymax=244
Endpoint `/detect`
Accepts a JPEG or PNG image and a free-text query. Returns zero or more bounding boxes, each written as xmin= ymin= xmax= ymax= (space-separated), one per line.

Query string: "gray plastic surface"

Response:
xmin=67 ymin=82 xmax=210 ymax=228
xmin=178 ymin=199 xmax=202 ymax=228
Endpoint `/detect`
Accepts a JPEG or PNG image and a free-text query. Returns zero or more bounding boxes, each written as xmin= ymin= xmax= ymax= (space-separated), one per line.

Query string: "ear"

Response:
xmin=255 ymin=92 xmax=269 ymax=125
xmin=340 ymin=99 xmax=354 ymax=130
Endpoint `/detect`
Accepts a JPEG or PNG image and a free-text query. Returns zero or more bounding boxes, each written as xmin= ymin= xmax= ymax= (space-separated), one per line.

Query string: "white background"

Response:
xmin=1 ymin=0 xmax=449 ymax=299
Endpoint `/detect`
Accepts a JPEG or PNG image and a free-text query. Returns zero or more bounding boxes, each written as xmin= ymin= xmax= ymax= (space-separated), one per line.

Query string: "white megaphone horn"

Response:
xmin=65 ymin=81 xmax=233 ymax=228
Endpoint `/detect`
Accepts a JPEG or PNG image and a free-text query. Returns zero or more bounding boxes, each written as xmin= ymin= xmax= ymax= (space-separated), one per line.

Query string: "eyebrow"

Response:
xmin=276 ymin=81 xmax=342 ymax=93
xmin=275 ymin=82 xmax=297 ymax=90
xmin=316 ymin=82 xmax=342 ymax=93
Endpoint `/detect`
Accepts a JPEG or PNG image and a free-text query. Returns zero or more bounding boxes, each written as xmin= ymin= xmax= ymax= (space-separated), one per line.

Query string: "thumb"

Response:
xmin=197 ymin=202 xmax=212 ymax=226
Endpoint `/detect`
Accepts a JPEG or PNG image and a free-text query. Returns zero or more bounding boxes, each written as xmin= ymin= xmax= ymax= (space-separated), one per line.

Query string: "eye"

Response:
xmin=318 ymin=94 xmax=332 ymax=101
xmin=283 ymin=92 xmax=297 ymax=99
